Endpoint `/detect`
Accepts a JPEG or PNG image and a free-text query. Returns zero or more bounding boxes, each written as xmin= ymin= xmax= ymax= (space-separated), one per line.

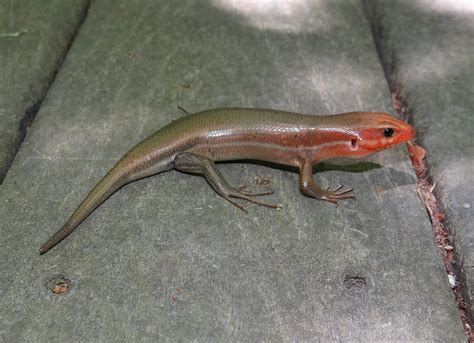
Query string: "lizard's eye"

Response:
xmin=383 ymin=128 xmax=395 ymax=138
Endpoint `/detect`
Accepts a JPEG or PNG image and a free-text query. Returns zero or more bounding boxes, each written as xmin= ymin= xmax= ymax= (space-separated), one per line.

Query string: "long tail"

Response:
xmin=39 ymin=163 xmax=129 ymax=254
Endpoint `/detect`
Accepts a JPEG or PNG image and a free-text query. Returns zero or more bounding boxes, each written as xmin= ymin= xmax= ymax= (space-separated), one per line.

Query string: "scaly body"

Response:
xmin=40 ymin=108 xmax=415 ymax=254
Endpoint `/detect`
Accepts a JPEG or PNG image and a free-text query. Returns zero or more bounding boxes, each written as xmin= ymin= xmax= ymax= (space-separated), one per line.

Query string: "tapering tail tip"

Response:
xmin=39 ymin=238 xmax=57 ymax=255
xmin=39 ymin=244 xmax=50 ymax=255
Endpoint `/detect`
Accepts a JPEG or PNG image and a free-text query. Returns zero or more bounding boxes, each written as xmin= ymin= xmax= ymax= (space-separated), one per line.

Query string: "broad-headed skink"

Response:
xmin=40 ymin=108 xmax=415 ymax=254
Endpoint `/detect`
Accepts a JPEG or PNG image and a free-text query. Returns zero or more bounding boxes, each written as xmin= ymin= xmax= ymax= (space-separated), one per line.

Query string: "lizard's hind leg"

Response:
xmin=173 ymin=152 xmax=281 ymax=212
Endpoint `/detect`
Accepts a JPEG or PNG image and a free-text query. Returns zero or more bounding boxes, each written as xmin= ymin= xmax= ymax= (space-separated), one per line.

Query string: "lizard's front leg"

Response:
xmin=299 ymin=160 xmax=355 ymax=204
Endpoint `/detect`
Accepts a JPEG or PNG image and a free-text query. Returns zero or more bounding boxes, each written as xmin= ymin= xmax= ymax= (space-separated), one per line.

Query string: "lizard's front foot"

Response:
xmin=299 ymin=160 xmax=355 ymax=206
xmin=320 ymin=185 xmax=355 ymax=205
xmin=300 ymin=176 xmax=356 ymax=205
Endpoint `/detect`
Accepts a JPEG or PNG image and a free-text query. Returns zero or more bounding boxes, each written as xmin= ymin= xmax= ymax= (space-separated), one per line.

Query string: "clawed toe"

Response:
xmin=237 ymin=184 xmax=273 ymax=197
xmin=323 ymin=185 xmax=355 ymax=204
xmin=224 ymin=196 xmax=248 ymax=213
xmin=327 ymin=185 xmax=352 ymax=194
xmin=226 ymin=187 xmax=279 ymax=210
xmin=327 ymin=185 xmax=344 ymax=192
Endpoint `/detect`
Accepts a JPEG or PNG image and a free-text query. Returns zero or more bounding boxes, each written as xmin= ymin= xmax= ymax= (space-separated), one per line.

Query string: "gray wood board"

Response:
xmin=0 ymin=0 xmax=465 ymax=341
xmin=365 ymin=0 xmax=474 ymax=317
xmin=0 ymin=0 xmax=90 ymax=182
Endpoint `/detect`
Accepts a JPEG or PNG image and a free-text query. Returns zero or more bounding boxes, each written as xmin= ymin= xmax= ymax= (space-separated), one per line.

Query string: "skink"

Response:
xmin=40 ymin=108 xmax=415 ymax=254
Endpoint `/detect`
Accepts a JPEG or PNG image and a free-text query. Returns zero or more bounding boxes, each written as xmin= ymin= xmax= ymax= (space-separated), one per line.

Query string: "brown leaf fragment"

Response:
xmin=254 ymin=176 xmax=272 ymax=186
xmin=407 ymin=142 xmax=426 ymax=177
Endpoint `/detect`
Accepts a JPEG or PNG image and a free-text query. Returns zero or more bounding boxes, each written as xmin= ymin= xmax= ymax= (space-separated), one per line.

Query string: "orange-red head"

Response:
xmin=351 ymin=112 xmax=415 ymax=153
xmin=313 ymin=112 xmax=415 ymax=160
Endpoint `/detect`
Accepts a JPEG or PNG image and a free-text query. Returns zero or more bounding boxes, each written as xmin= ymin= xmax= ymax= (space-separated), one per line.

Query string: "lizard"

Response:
xmin=39 ymin=107 xmax=415 ymax=254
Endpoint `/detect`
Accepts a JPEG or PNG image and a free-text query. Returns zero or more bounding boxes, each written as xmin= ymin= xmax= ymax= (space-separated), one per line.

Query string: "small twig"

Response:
xmin=0 ymin=29 xmax=27 ymax=38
